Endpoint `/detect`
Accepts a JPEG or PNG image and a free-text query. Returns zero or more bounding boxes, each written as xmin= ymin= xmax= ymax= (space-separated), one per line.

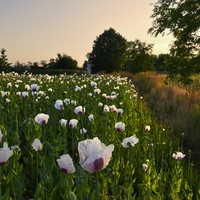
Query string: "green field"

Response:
xmin=0 ymin=72 xmax=199 ymax=199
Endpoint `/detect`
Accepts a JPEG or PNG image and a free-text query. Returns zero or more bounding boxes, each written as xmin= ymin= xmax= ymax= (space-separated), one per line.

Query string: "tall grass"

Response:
xmin=0 ymin=71 xmax=199 ymax=199
xmin=121 ymin=71 xmax=200 ymax=170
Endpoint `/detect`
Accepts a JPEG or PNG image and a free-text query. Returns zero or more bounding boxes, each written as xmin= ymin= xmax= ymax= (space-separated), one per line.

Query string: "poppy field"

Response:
xmin=0 ymin=71 xmax=200 ymax=200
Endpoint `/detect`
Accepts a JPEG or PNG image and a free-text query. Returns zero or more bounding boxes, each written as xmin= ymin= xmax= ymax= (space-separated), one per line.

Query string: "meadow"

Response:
xmin=122 ymin=72 xmax=200 ymax=171
xmin=0 ymin=71 xmax=199 ymax=200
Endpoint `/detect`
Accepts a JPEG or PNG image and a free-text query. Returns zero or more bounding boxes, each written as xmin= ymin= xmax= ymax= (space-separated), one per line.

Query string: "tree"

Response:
xmin=31 ymin=62 xmax=40 ymax=69
xmin=149 ymin=0 xmax=199 ymax=56
xmin=48 ymin=58 xmax=56 ymax=69
xmin=155 ymin=54 xmax=171 ymax=71
xmin=52 ymin=53 xmax=78 ymax=70
xmin=0 ymin=48 xmax=11 ymax=72
xmin=126 ymin=39 xmax=155 ymax=73
xmin=87 ymin=28 xmax=127 ymax=73
xmin=148 ymin=0 xmax=200 ymax=83
xmin=40 ymin=60 xmax=48 ymax=68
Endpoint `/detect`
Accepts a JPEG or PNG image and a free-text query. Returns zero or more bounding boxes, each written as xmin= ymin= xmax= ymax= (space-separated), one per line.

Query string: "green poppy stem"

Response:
xmin=65 ymin=174 xmax=69 ymax=198
xmin=95 ymin=172 xmax=100 ymax=200
xmin=10 ymin=160 xmax=16 ymax=200
xmin=36 ymin=152 xmax=39 ymax=189
xmin=0 ymin=166 xmax=2 ymax=197
xmin=43 ymin=125 xmax=49 ymax=198
xmin=72 ymin=129 xmax=74 ymax=160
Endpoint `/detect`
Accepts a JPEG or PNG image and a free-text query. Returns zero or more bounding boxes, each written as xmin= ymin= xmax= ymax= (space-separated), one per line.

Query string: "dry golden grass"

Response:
xmin=120 ymin=71 xmax=200 ymax=169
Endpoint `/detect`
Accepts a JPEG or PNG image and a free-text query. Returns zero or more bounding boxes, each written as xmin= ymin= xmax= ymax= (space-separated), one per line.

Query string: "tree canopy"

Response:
xmin=148 ymin=0 xmax=200 ymax=83
xmin=148 ymin=0 xmax=200 ymax=56
xmin=87 ymin=28 xmax=128 ymax=73
xmin=0 ymin=48 xmax=11 ymax=72
xmin=49 ymin=53 xmax=78 ymax=70
xmin=126 ymin=39 xmax=155 ymax=73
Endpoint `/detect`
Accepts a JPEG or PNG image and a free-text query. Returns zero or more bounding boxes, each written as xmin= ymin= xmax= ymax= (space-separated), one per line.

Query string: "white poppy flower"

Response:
xmin=172 ymin=152 xmax=185 ymax=160
xmin=0 ymin=130 xmax=4 ymax=143
xmin=54 ymin=100 xmax=64 ymax=110
xmin=57 ymin=154 xmax=75 ymax=174
xmin=22 ymin=91 xmax=29 ymax=97
xmin=11 ymin=145 xmax=21 ymax=152
xmin=109 ymin=105 xmax=117 ymax=112
xmin=6 ymin=98 xmax=10 ymax=103
xmin=48 ymin=88 xmax=53 ymax=92
xmin=94 ymin=88 xmax=101 ymax=95
xmin=104 ymin=105 xmax=110 ymax=113
xmin=74 ymin=106 xmax=85 ymax=115
xmin=75 ymin=86 xmax=82 ymax=92
xmin=1 ymin=91 xmax=7 ymax=98
xmin=69 ymin=119 xmax=78 ymax=129
xmin=25 ymin=84 xmax=30 ymax=90
xmin=80 ymin=128 xmax=87 ymax=134
xmin=90 ymin=81 xmax=97 ymax=87
xmin=16 ymin=91 xmax=21 ymax=96
xmin=145 ymin=125 xmax=150 ymax=131
xmin=30 ymin=84 xmax=40 ymax=92
xmin=64 ymin=98 xmax=70 ymax=105
xmin=32 ymin=138 xmax=43 ymax=151
xmin=71 ymin=100 xmax=76 ymax=105
xmin=115 ymin=122 xmax=125 ymax=132
xmin=60 ymin=119 xmax=68 ymax=127
xmin=78 ymin=137 xmax=114 ymax=173
xmin=98 ymin=102 xmax=103 ymax=107
xmin=88 ymin=114 xmax=94 ymax=122
xmin=133 ymin=94 xmax=137 ymax=98
xmin=121 ymin=135 xmax=139 ymax=148
xmin=34 ymin=113 xmax=49 ymax=125
xmin=7 ymin=83 xmax=12 ymax=88
xmin=142 ymin=163 xmax=148 ymax=171
xmin=116 ymin=108 xmax=123 ymax=115
xmin=0 ymin=142 xmax=13 ymax=166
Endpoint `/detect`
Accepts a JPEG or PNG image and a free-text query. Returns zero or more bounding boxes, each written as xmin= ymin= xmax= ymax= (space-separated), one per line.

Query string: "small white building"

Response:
xmin=86 ymin=62 xmax=92 ymax=75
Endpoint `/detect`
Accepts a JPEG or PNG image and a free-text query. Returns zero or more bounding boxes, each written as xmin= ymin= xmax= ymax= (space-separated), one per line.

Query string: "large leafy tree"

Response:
xmin=49 ymin=53 xmax=78 ymax=69
xmin=149 ymin=0 xmax=199 ymax=55
xmin=148 ymin=0 xmax=200 ymax=83
xmin=0 ymin=48 xmax=11 ymax=72
xmin=87 ymin=28 xmax=127 ymax=73
xmin=126 ymin=39 xmax=155 ymax=73
xmin=155 ymin=54 xmax=172 ymax=71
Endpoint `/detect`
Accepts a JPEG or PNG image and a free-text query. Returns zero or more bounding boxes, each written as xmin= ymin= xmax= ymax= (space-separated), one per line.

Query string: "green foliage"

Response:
xmin=126 ymin=39 xmax=155 ymax=73
xmin=148 ymin=0 xmax=200 ymax=83
xmin=0 ymin=48 xmax=11 ymax=72
xmin=155 ymin=54 xmax=171 ymax=71
xmin=49 ymin=53 xmax=78 ymax=70
xmin=166 ymin=55 xmax=198 ymax=85
xmin=149 ymin=0 xmax=200 ymax=56
xmin=87 ymin=28 xmax=128 ymax=73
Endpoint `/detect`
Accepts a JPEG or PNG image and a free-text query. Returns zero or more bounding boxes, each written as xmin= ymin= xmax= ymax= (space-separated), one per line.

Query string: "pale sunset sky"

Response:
xmin=0 ymin=0 xmax=173 ymax=67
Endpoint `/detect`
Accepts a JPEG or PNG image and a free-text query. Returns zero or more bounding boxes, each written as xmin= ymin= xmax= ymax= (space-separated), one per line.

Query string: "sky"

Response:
xmin=0 ymin=0 xmax=173 ymax=67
